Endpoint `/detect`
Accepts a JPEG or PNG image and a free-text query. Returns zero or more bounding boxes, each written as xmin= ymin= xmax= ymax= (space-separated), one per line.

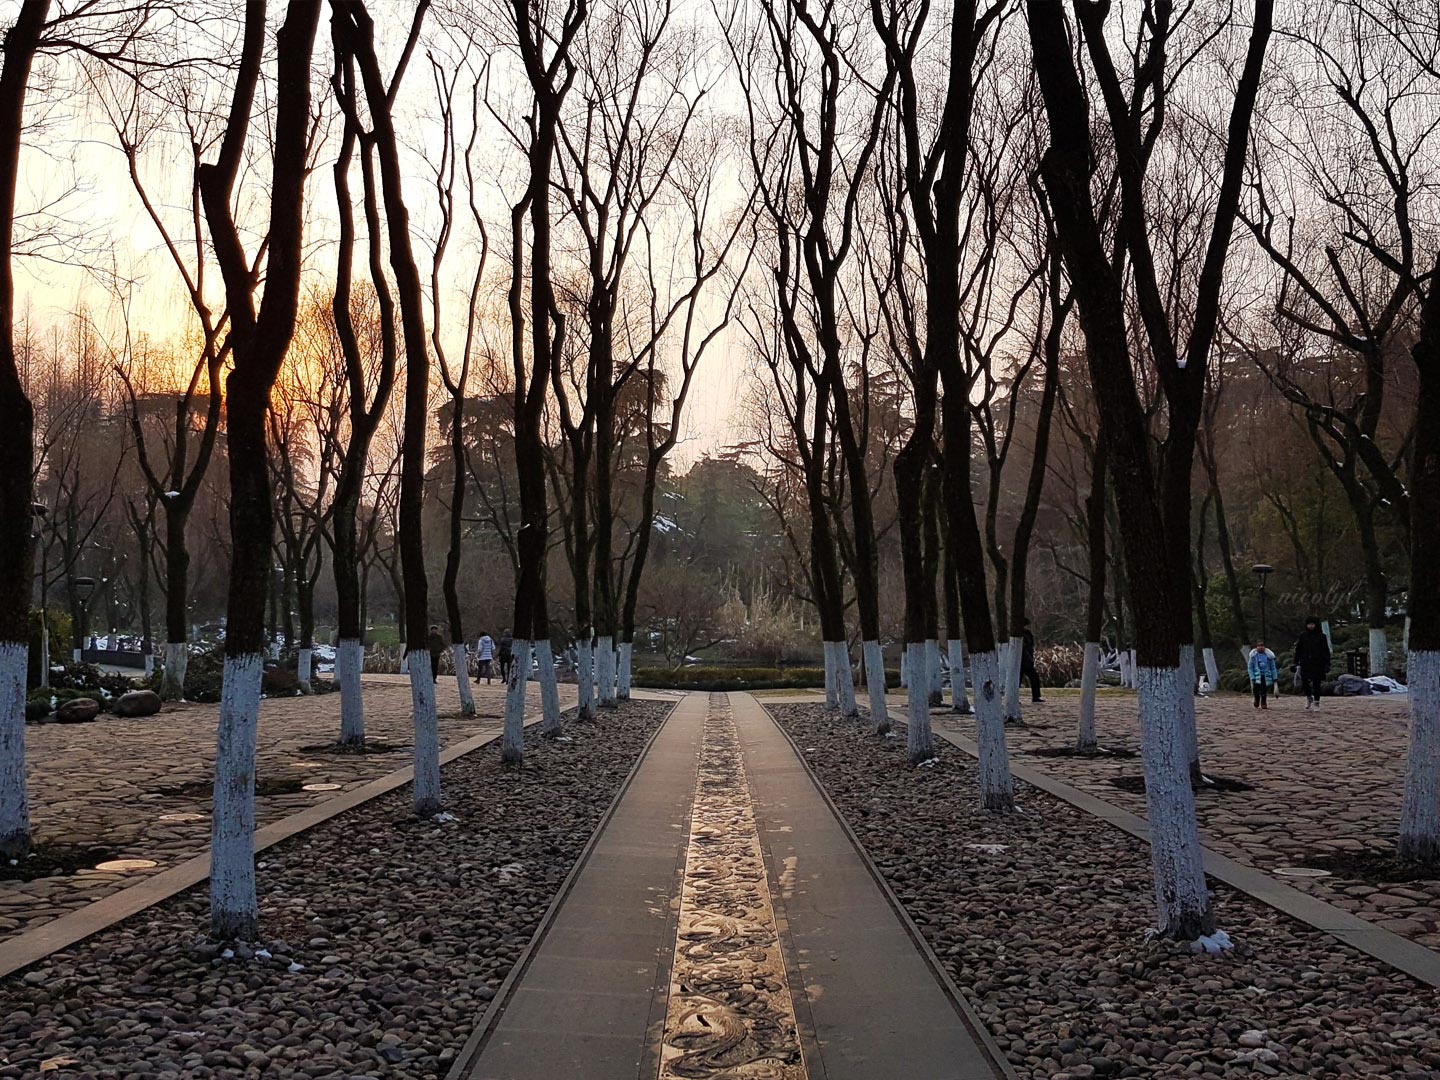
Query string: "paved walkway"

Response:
xmin=454 ymin=692 xmax=1007 ymax=1080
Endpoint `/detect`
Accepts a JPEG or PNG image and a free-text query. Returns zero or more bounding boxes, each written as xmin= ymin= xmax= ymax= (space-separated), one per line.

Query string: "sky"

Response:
xmin=9 ymin=0 xmax=754 ymax=468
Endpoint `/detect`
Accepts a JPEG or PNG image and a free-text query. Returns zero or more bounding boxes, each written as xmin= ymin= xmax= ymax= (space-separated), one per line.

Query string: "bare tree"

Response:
xmin=427 ymin=52 xmax=488 ymax=719
xmin=0 ymin=0 xmax=49 ymax=862
xmin=333 ymin=0 xmax=440 ymax=816
xmin=871 ymin=0 xmax=1015 ymax=795
xmin=1242 ymin=0 xmax=1431 ymax=676
xmin=199 ymin=0 xmax=321 ymax=941
xmin=497 ymin=0 xmax=590 ymax=761
xmin=1026 ymin=0 xmax=1272 ymax=939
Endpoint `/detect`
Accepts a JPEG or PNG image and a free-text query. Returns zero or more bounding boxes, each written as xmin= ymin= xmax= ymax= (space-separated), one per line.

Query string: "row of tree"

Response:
xmin=0 ymin=0 xmax=1436 ymax=948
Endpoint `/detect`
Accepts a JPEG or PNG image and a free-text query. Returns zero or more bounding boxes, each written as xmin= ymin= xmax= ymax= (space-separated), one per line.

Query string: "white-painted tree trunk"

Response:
xmin=408 ymin=652 xmax=441 ymax=816
xmin=576 ymin=639 xmax=594 ymax=720
xmin=970 ymin=648 xmax=1014 ymax=811
xmin=1078 ymin=641 xmax=1100 ymax=750
xmin=336 ymin=638 xmax=365 ymax=746
xmin=297 ymin=647 xmax=313 ymax=695
xmin=948 ymin=638 xmax=970 ymax=714
xmin=1135 ymin=664 xmax=1214 ymax=939
xmin=39 ymin=626 xmax=49 ymax=689
xmin=925 ymin=638 xmax=943 ymax=706
xmin=822 ymin=641 xmax=839 ymax=711
xmin=72 ymin=646 xmax=81 ymax=663
xmin=536 ymin=639 xmax=561 ymax=734
xmin=0 ymin=642 xmax=30 ymax=860
xmin=1003 ymin=634 xmax=1024 ymax=723
xmin=836 ymin=643 xmax=858 ymax=718
xmin=899 ymin=647 xmax=908 ymax=688
xmin=400 ymin=651 xmax=409 ymax=675
xmin=905 ymin=642 xmax=933 ymax=763
xmin=597 ymin=635 xmax=616 ymax=708
xmin=1178 ymin=644 xmax=1200 ymax=782
xmin=863 ymin=639 xmax=888 ymax=734
xmin=1201 ymin=647 xmax=1220 ymax=693
xmin=618 ymin=641 xmax=632 ymax=699
xmin=210 ymin=652 xmax=262 ymax=940
xmin=1398 ymin=649 xmax=1440 ymax=862
xmin=452 ymin=643 xmax=475 ymax=716
xmin=1370 ymin=628 xmax=1389 ymax=677
xmin=501 ymin=639 xmax=530 ymax=764
xmin=1129 ymin=649 xmax=1138 ymax=687
xmin=142 ymin=651 xmax=153 ymax=679
xmin=160 ymin=642 xmax=188 ymax=700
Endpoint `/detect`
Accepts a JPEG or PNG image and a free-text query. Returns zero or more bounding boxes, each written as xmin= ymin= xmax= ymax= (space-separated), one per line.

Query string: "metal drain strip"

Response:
xmin=659 ymin=695 xmax=807 ymax=1079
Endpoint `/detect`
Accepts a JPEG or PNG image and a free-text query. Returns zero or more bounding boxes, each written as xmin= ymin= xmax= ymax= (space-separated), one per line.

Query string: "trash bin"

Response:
xmin=1346 ymin=649 xmax=1366 ymax=676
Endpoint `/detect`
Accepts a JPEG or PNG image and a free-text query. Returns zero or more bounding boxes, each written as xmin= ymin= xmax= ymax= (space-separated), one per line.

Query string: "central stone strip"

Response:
xmin=659 ymin=694 xmax=807 ymax=1080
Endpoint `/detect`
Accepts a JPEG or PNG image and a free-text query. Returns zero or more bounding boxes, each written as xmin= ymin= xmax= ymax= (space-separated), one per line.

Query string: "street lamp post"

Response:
xmin=1252 ymin=564 xmax=1273 ymax=644
xmin=73 ymin=575 xmax=96 ymax=664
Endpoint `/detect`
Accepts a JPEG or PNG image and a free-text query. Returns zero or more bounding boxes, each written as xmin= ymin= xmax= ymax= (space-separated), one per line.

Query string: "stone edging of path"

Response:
xmin=757 ymin=697 xmax=1022 ymax=1080
xmin=0 ymin=711 xmax=554 ymax=981
xmin=443 ymin=699 xmax=680 ymax=1080
xmin=920 ymin=717 xmax=1440 ymax=991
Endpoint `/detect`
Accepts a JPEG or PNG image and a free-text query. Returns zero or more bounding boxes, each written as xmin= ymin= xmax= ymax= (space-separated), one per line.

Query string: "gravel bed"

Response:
xmin=0 ymin=700 xmax=670 ymax=1079
xmin=769 ymin=703 xmax=1440 ymax=1080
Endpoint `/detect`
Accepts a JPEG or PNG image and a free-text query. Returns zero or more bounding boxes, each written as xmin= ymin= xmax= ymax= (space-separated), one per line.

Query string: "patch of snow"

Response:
xmin=1367 ymin=675 xmax=1407 ymax=694
xmin=220 ymin=948 xmax=234 ymax=960
xmin=1192 ymin=929 xmax=1235 ymax=954
xmin=916 ymin=757 xmax=937 ymax=768
xmin=433 ymin=811 xmax=458 ymax=823
xmin=965 ymin=843 xmax=1009 ymax=854
xmin=496 ymin=862 xmax=525 ymax=882
xmin=287 ymin=961 xmax=305 ymax=973
xmin=254 ymin=948 xmax=272 ymax=960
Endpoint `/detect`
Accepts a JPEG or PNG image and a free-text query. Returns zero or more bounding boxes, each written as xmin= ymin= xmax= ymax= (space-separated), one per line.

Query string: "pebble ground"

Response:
xmin=770 ymin=702 xmax=1440 ymax=1080
xmin=1 ymin=676 xmax=572 ymax=942
xmin=0 ymin=699 xmax=667 ymax=1079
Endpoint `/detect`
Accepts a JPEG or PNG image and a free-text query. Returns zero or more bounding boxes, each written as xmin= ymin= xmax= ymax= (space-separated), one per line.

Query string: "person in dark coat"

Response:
xmin=1021 ymin=619 xmax=1044 ymax=703
xmin=1293 ymin=617 xmax=1332 ymax=710
xmin=497 ymin=629 xmax=514 ymax=683
xmin=427 ymin=624 xmax=445 ymax=684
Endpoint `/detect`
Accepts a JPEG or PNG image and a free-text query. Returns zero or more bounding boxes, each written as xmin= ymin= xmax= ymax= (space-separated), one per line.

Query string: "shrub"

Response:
xmin=1035 ymin=643 xmax=1086 ymax=687
xmin=634 ymin=665 xmax=827 ymax=691
xmin=25 ymin=696 xmax=51 ymax=722
xmin=50 ymin=662 xmax=139 ymax=703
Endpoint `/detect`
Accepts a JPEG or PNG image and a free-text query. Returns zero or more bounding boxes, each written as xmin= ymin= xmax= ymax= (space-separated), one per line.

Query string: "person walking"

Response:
xmin=498 ymin=628 xmax=514 ymax=683
xmin=1020 ymin=619 xmax=1044 ymax=703
xmin=475 ymin=630 xmax=496 ymax=684
xmin=427 ymin=624 xmax=446 ymax=684
xmin=1293 ymin=617 xmax=1331 ymax=710
xmin=1248 ymin=639 xmax=1277 ymax=710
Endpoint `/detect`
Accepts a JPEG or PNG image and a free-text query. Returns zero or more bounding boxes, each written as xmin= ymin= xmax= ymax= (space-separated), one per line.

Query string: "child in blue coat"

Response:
xmin=1248 ymin=640 xmax=1278 ymax=710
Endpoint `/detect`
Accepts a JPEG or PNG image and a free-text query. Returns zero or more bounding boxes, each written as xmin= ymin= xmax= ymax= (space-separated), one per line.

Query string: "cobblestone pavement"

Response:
xmin=917 ymin=687 xmax=1440 ymax=950
xmin=0 ymin=676 xmax=575 ymax=944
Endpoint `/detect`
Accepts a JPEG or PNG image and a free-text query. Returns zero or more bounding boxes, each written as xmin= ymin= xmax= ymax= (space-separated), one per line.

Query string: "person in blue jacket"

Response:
xmin=1248 ymin=639 xmax=1278 ymax=710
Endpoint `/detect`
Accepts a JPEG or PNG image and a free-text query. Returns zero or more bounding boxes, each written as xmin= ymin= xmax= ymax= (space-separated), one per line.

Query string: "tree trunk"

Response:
xmin=502 ymin=639 xmax=530 ymax=764
xmin=1399 ymin=256 xmax=1440 ymax=863
xmin=159 ymin=503 xmax=191 ymax=699
xmin=1078 ymin=439 xmax=1107 ymax=749
xmin=942 ymin=390 xmax=1013 ymax=808
xmin=0 ymin=0 xmax=46 ymax=860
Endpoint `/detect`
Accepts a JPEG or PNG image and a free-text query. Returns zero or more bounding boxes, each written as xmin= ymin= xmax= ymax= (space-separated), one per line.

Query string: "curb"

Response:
xmin=753 ymin=695 xmax=1022 ymax=1080
xmin=443 ymin=697 xmax=681 ymax=1080
xmin=0 ymin=710 xmax=549 ymax=980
